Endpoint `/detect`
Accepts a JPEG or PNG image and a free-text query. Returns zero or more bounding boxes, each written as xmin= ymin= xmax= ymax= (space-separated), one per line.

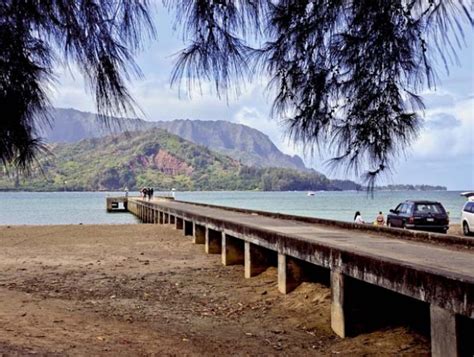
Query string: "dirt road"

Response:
xmin=0 ymin=224 xmax=429 ymax=356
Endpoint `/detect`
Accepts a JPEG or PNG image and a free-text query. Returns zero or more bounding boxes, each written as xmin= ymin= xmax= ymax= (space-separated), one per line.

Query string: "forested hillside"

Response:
xmin=1 ymin=129 xmax=352 ymax=191
xmin=38 ymin=108 xmax=307 ymax=171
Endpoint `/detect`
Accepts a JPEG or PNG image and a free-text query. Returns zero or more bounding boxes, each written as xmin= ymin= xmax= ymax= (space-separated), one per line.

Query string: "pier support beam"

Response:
xmin=176 ymin=217 xmax=183 ymax=231
xmin=169 ymin=215 xmax=176 ymax=225
xmin=184 ymin=220 xmax=193 ymax=237
xmin=245 ymin=242 xmax=273 ymax=278
xmin=278 ymin=254 xmax=304 ymax=294
xmin=331 ymin=270 xmax=347 ymax=338
xmin=205 ymin=228 xmax=222 ymax=254
xmin=154 ymin=210 xmax=159 ymax=224
xmin=193 ymin=223 xmax=206 ymax=244
xmin=158 ymin=211 xmax=164 ymax=224
xmin=430 ymin=305 xmax=461 ymax=357
xmin=163 ymin=213 xmax=169 ymax=224
xmin=222 ymin=234 xmax=244 ymax=266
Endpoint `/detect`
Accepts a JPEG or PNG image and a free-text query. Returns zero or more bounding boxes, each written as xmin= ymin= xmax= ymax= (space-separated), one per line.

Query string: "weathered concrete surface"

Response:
xmin=278 ymin=254 xmax=304 ymax=294
xmin=245 ymin=242 xmax=274 ymax=278
xmin=193 ymin=223 xmax=205 ymax=245
xmin=205 ymin=228 xmax=222 ymax=254
xmin=135 ymin=199 xmax=474 ymax=319
xmin=331 ymin=271 xmax=346 ymax=338
xmin=125 ymin=198 xmax=474 ymax=355
xmin=430 ymin=305 xmax=460 ymax=357
xmin=175 ymin=199 xmax=474 ymax=250
xmin=222 ymin=234 xmax=244 ymax=266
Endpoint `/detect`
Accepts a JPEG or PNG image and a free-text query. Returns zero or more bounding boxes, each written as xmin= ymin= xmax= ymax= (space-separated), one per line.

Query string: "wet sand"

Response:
xmin=0 ymin=224 xmax=430 ymax=356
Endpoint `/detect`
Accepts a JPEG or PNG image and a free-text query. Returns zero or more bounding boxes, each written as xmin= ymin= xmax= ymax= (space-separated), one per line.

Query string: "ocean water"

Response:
xmin=0 ymin=190 xmax=468 ymax=225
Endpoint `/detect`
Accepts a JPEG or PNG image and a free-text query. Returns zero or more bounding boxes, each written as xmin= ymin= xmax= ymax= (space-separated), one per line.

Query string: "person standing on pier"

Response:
xmin=141 ymin=187 xmax=148 ymax=200
xmin=149 ymin=187 xmax=154 ymax=201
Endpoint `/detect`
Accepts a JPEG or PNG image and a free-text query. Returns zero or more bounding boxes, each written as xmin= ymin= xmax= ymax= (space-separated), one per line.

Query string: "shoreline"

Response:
xmin=0 ymin=224 xmax=429 ymax=355
xmin=0 ymin=223 xmax=465 ymax=236
xmin=0 ymin=222 xmax=465 ymax=235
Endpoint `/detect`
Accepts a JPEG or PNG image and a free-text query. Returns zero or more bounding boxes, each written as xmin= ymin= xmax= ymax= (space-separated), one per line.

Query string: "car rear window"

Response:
xmin=464 ymin=202 xmax=474 ymax=213
xmin=414 ymin=203 xmax=445 ymax=214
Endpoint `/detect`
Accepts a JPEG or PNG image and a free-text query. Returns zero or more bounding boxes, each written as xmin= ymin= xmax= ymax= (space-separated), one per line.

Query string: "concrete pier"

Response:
xmin=245 ymin=242 xmax=274 ymax=278
xmin=176 ymin=217 xmax=183 ymax=230
xmin=430 ymin=305 xmax=460 ymax=357
xmin=193 ymin=223 xmax=205 ymax=244
xmin=117 ymin=197 xmax=474 ymax=356
xmin=278 ymin=254 xmax=305 ymax=294
xmin=106 ymin=197 xmax=127 ymax=212
xmin=184 ymin=220 xmax=193 ymax=237
xmin=205 ymin=228 xmax=222 ymax=254
xmin=330 ymin=271 xmax=347 ymax=338
xmin=222 ymin=234 xmax=244 ymax=266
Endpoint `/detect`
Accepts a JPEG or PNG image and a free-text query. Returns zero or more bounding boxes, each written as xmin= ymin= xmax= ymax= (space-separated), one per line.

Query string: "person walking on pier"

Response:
xmin=149 ymin=187 xmax=154 ymax=201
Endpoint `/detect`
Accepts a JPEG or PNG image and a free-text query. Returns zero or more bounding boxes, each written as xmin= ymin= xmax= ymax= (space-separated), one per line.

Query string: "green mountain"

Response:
xmin=38 ymin=108 xmax=307 ymax=171
xmin=1 ymin=129 xmax=349 ymax=191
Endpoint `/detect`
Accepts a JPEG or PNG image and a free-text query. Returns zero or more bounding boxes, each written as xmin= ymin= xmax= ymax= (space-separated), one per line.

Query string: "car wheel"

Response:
xmin=464 ymin=221 xmax=471 ymax=236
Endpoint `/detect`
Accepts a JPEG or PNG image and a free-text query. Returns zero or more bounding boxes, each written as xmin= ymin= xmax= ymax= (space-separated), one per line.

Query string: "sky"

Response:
xmin=51 ymin=3 xmax=474 ymax=190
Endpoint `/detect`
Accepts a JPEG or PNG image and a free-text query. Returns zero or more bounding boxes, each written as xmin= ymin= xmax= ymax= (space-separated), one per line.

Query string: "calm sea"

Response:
xmin=0 ymin=190 xmax=468 ymax=225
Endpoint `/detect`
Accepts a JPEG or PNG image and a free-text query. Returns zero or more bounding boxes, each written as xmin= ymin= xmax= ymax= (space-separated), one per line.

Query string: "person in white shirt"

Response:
xmin=354 ymin=211 xmax=365 ymax=224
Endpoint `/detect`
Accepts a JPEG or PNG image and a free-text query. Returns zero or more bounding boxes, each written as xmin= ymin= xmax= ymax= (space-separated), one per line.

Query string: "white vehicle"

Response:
xmin=460 ymin=192 xmax=474 ymax=236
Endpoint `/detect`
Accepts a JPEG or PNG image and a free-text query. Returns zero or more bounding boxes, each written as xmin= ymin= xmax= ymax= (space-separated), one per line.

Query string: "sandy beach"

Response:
xmin=0 ymin=224 xmax=430 ymax=356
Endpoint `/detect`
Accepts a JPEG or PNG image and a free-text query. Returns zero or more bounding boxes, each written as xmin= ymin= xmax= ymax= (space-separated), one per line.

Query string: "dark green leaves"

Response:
xmin=169 ymin=0 xmax=472 ymax=185
xmin=0 ymin=0 xmax=155 ymax=171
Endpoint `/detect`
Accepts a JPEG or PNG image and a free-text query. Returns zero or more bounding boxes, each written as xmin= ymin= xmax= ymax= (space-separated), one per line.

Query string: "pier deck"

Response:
xmin=123 ymin=197 xmax=474 ymax=357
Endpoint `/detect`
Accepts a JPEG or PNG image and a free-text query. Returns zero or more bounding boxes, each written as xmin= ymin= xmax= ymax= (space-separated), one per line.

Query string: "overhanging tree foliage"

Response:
xmin=1 ymin=1 xmax=472 ymax=185
xmin=0 ymin=0 xmax=154 ymax=172
xmin=167 ymin=0 xmax=472 ymax=186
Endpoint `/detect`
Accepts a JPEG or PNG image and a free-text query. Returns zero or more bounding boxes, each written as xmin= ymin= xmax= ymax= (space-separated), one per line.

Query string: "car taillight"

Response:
xmin=408 ymin=217 xmax=414 ymax=224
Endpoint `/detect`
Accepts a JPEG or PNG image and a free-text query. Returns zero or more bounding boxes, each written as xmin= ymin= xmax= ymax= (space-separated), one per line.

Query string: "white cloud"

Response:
xmin=390 ymin=94 xmax=474 ymax=189
xmin=411 ymin=96 xmax=474 ymax=159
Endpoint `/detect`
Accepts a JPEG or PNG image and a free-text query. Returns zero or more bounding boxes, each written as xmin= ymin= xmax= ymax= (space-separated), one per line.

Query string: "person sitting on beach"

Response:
xmin=375 ymin=211 xmax=385 ymax=226
xmin=354 ymin=211 xmax=365 ymax=224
